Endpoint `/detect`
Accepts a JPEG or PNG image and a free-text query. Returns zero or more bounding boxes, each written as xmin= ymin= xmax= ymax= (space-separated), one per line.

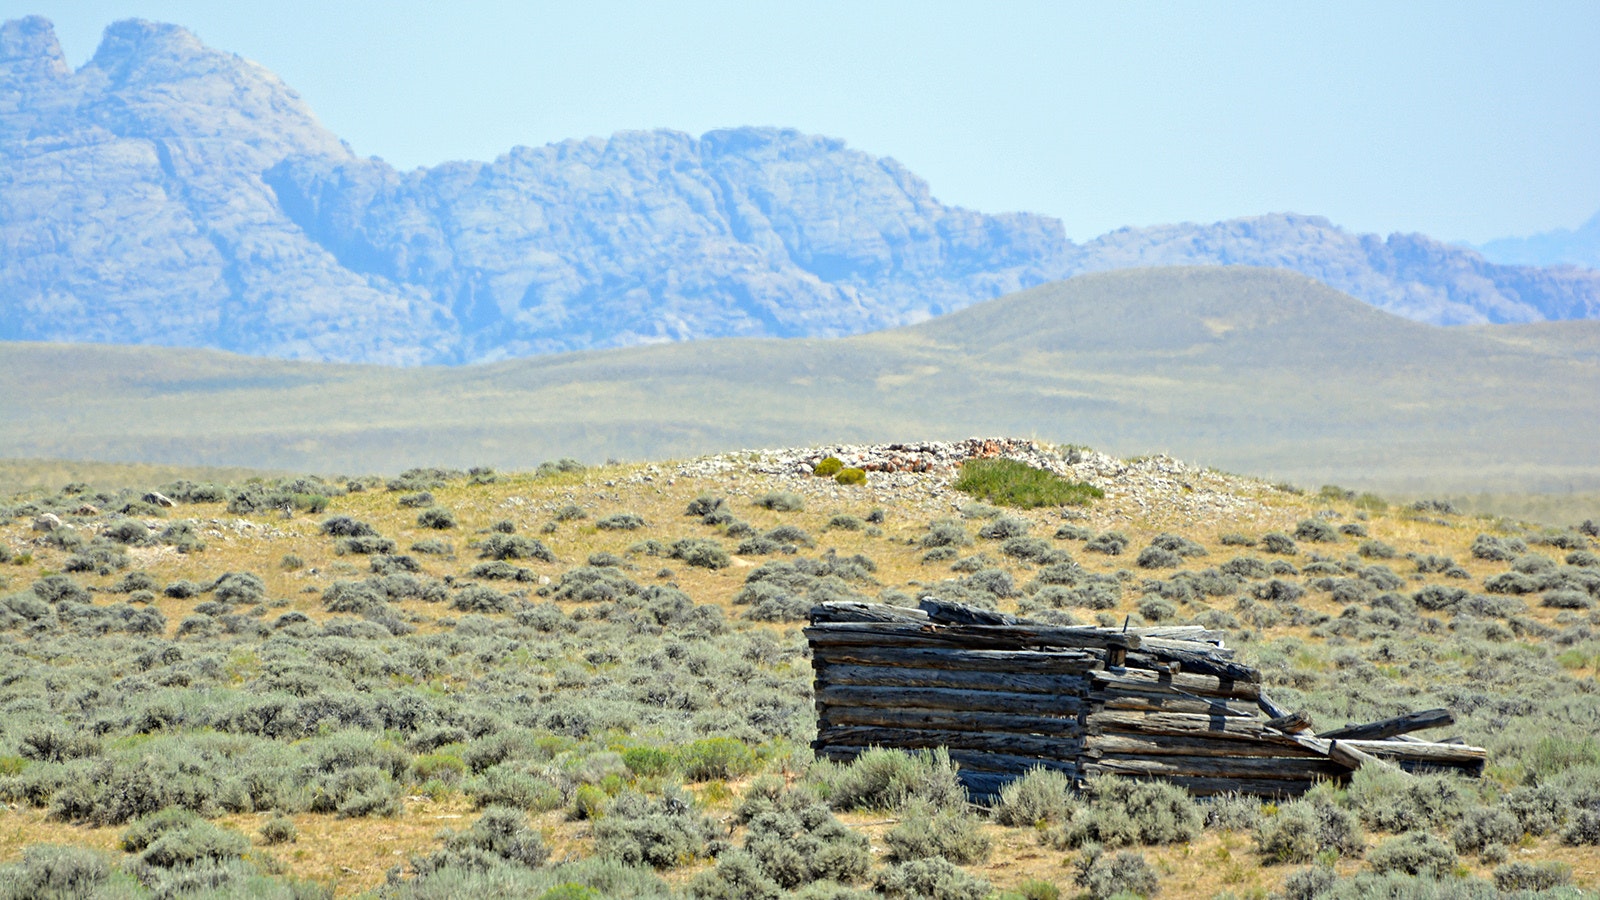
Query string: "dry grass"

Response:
xmin=0 ymin=450 xmax=1596 ymax=897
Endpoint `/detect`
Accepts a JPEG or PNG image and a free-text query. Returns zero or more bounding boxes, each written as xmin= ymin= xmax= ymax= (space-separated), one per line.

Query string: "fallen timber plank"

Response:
xmin=1090 ymin=669 xmax=1259 ymax=701
xmin=804 ymin=621 xmax=1140 ymax=651
xmin=1125 ymin=649 xmax=1259 ymax=683
xmin=816 ymin=685 xmax=1084 ymax=716
xmin=822 ymin=706 xmax=1083 ymax=735
xmin=810 ymin=646 xmax=1099 ymax=674
xmin=1265 ymin=712 xmax=1315 ymax=734
xmin=817 ymin=664 xmax=1092 ymax=696
xmin=1276 ymin=732 xmax=1391 ymax=772
xmin=1086 ymin=711 xmax=1271 ymax=740
xmin=1336 ymin=739 xmax=1486 ymax=768
xmin=1085 ymin=733 xmax=1324 ymax=759
xmin=1092 ymin=691 xmax=1259 ymax=718
xmin=1085 ymin=754 xmax=1348 ymax=779
xmin=817 ymin=726 xmax=1082 ymax=758
xmin=821 ymin=745 xmax=1078 ymax=777
xmin=1318 ymin=709 xmax=1455 ymax=741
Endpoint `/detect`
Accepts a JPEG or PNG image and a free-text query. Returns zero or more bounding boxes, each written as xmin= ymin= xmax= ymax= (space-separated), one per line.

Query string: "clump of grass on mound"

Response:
xmin=952 ymin=458 xmax=1103 ymax=509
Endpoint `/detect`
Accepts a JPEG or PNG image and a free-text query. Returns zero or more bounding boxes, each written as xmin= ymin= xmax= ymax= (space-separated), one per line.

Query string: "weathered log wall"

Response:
xmin=807 ymin=600 xmax=1486 ymax=799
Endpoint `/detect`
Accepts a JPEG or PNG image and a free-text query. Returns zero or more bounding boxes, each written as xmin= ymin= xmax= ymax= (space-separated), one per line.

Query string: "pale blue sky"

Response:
xmin=7 ymin=0 xmax=1599 ymax=244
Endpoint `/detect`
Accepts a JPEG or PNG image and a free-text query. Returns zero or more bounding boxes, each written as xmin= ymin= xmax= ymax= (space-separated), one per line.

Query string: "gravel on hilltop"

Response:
xmin=624 ymin=437 xmax=1279 ymax=528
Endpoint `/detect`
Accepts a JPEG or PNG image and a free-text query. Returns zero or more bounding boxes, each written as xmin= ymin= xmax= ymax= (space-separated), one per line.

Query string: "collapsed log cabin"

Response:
xmin=807 ymin=600 xmax=1486 ymax=800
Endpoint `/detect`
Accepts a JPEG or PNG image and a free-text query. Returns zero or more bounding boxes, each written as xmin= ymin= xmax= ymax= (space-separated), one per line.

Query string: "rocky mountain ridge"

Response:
xmin=3 ymin=15 xmax=1599 ymax=364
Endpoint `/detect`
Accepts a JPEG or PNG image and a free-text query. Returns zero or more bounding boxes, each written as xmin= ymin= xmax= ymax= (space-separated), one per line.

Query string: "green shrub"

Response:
xmin=0 ymin=844 xmax=112 ymax=900
xmin=1255 ymin=797 xmax=1365 ymax=863
xmin=754 ymin=492 xmax=804 ymax=512
xmin=883 ymin=801 xmax=991 ymax=864
xmin=736 ymin=788 xmax=870 ymax=888
xmin=679 ymin=738 xmax=756 ymax=781
xmin=834 ymin=468 xmax=866 ymax=486
xmin=593 ymin=789 xmax=722 ymax=869
xmin=1451 ymin=806 xmax=1519 ymax=854
xmin=418 ymin=507 xmax=457 ymax=529
xmin=622 ymin=747 xmax=677 ymax=778
xmin=826 ymin=515 xmax=862 ymax=531
xmin=597 ymin=513 xmax=646 ymax=531
xmin=478 ymin=534 xmax=555 ymax=562
xmin=1050 ymin=777 xmax=1201 ymax=848
xmin=952 ymin=458 xmax=1102 ymax=508
xmin=1367 ymin=832 xmax=1457 ymax=877
xmin=1493 ymin=860 xmax=1572 ymax=892
xmin=668 ymin=539 xmax=730 ymax=570
xmin=875 ymin=857 xmax=991 ymax=900
xmin=258 ymin=813 xmax=297 ymax=846
xmin=1074 ymin=846 xmax=1159 ymax=900
xmin=1084 ymin=531 xmax=1129 ymax=555
xmin=1261 ymin=532 xmax=1298 ymax=554
xmin=811 ymin=748 xmax=965 ymax=813
xmin=685 ymin=850 xmax=780 ymax=900
xmin=812 ymin=457 xmax=845 ymax=477
xmin=993 ymin=767 xmax=1077 ymax=827
xmin=1349 ymin=768 xmax=1468 ymax=833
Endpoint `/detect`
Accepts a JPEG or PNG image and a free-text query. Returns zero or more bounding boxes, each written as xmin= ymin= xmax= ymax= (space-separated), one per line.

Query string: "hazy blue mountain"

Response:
xmin=4 ymin=16 xmax=1599 ymax=364
xmin=1479 ymin=211 xmax=1600 ymax=270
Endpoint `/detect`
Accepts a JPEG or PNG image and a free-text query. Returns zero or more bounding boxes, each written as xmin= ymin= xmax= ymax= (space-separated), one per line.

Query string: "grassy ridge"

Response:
xmin=1 ymin=268 xmax=1598 ymax=501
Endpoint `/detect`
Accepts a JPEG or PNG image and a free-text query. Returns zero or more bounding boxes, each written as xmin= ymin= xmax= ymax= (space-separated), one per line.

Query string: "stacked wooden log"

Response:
xmin=807 ymin=600 xmax=1486 ymax=799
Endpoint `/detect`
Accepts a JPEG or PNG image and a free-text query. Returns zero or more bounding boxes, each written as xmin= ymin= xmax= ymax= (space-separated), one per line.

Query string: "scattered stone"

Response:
xmin=143 ymin=491 xmax=177 ymax=508
xmin=31 ymin=513 xmax=62 ymax=532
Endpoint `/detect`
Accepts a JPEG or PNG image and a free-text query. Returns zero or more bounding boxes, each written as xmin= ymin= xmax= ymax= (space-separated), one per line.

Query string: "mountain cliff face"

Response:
xmin=3 ymin=16 xmax=1598 ymax=364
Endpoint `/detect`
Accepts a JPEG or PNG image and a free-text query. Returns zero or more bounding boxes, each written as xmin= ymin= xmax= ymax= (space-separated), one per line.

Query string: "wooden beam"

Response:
xmin=1086 ymin=711 xmax=1272 ymax=740
xmin=817 ymin=663 xmax=1091 ymax=696
xmin=1092 ymin=691 xmax=1258 ymax=718
xmin=811 ymin=646 xmax=1098 ymax=674
xmin=1085 ymin=754 xmax=1347 ymax=780
xmin=1318 ymin=709 xmax=1455 ymax=741
xmin=816 ymin=726 xmax=1081 ymax=758
xmin=816 ymin=685 xmax=1084 ymax=716
xmin=821 ymin=706 xmax=1083 ymax=735
xmin=1126 ymin=650 xmax=1259 ymax=683
xmin=1085 ymin=733 xmax=1324 ymax=759
xmin=1091 ymin=669 xmax=1260 ymax=700
xmin=821 ymin=745 xmax=1077 ymax=777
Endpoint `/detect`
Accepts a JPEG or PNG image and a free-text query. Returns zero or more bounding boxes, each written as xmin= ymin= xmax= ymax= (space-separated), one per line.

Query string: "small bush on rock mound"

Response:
xmin=953 ymin=458 xmax=1102 ymax=509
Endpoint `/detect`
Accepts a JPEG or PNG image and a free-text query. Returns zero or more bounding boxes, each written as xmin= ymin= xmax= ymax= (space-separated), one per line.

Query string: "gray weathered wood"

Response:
xmin=1336 ymin=739 xmax=1486 ymax=767
xmin=1265 ymin=712 xmax=1315 ymax=734
xmin=817 ymin=685 xmax=1083 ymax=716
xmin=1138 ymin=636 xmax=1237 ymax=658
xmin=1126 ymin=649 xmax=1259 ymax=683
xmin=818 ymin=663 xmax=1091 ymax=696
xmin=822 ymin=706 xmax=1083 ymax=735
xmin=1256 ymin=691 xmax=1289 ymax=719
xmin=1086 ymin=711 xmax=1271 ymax=740
xmin=1092 ymin=692 xmax=1259 ymax=717
xmin=1085 ymin=733 xmax=1323 ymax=759
xmin=810 ymin=645 xmax=1098 ymax=674
xmin=1087 ymin=754 xmax=1347 ymax=780
xmin=817 ymin=726 xmax=1081 ymax=758
xmin=810 ymin=601 xmax=929 ymax=624
xmin=1090 ymin=668 xmax=1259 ymax=700
xmin=805 ymin=621 xmax=1140 ymax=651
xmin=918 ymin=598 xmax=1018 ymax=625
xmin=1318 ymin=709 xmax=1455 ymax=741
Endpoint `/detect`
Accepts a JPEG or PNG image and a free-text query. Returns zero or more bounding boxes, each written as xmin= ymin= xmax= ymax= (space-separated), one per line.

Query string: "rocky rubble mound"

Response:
xmin=659 ymin=438 xmax=1271 ymax=526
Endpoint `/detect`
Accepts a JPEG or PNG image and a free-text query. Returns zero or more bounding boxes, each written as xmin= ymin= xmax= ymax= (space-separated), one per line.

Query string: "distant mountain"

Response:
xmin=4 ymin=16 xmax=1600 ymax=364
xmin=3 ymin=268 xmax=1598 ymax=494
xmin=1479 ymin=211 xmax=1600 ymax=270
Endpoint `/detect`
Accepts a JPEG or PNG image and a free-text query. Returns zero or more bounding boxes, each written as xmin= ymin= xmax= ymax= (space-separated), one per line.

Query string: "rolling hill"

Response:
xmin=3 ymin=267 xmax=1596 ymax=495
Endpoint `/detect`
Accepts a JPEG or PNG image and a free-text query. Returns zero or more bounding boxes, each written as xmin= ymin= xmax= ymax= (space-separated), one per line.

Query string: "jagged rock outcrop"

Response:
xmin=2 ymin=16 xmax=1597 ymax=364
